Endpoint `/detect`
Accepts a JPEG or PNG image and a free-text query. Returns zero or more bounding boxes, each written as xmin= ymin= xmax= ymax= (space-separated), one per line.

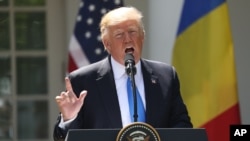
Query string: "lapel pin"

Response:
xmin=151 ymin=79 xmax=156 ymax=84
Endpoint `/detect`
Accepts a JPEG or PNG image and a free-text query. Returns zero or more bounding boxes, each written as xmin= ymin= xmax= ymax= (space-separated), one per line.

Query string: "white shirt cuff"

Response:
xmin=58 ymin=114 xmax=77 ymax=129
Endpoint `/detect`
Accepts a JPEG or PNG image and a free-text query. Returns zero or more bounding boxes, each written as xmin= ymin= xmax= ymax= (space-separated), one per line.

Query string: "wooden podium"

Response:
xmin=65 ymin=128 xmax=208 ymax=141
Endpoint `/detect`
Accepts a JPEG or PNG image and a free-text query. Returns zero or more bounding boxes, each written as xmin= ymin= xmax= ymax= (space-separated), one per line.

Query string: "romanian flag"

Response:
xmin=172 ymin=0 xmax=241 ymax=141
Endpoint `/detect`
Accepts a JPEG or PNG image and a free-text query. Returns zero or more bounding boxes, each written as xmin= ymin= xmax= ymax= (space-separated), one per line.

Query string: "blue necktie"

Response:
xmin=127 ymin=77 xmax=145 ymax=122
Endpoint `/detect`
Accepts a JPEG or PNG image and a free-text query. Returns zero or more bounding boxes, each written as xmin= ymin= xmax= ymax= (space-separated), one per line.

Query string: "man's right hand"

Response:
xmin=55 ymin=77 xmax=87 ymax=121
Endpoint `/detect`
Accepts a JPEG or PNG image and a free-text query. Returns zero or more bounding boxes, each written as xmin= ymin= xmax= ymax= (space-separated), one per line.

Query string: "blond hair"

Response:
xmin=100 ymin=6 xmax=145 ymax=40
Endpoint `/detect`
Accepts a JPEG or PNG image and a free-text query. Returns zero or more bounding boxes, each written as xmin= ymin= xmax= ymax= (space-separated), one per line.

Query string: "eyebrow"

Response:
xmin=113 ymin=25 xmax=139 ymax=33
xmin=113 ymin=29 xmax=123 ymax=35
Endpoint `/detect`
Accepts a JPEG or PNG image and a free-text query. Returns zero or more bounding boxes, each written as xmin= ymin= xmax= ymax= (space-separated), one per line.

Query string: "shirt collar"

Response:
xmin=111 ymin=56 xmax=142 ymax=81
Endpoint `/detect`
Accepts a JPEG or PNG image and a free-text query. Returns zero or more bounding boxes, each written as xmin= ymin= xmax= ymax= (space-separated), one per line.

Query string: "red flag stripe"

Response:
xmin=67 ymin=53 xmax=78 ymax=73
xmin=201 ymin=103 xmax=241 ymax=141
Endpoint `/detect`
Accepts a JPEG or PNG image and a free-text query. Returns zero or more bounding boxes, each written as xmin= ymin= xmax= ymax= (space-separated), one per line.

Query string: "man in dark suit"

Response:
xmin=53 ymin=6 xmax=192 ymax=141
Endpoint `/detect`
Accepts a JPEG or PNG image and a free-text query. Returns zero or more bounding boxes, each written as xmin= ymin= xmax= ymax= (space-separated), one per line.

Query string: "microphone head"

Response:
xmin=124 ymin=53 xmax=136 ymax=75
xmin=124 ymin=53 xmax=135 ymax=66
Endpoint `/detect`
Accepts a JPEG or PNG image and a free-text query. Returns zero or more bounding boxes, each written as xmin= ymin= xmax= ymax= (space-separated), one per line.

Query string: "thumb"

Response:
xmin=79 ymin=90 xmax=87 ymax=103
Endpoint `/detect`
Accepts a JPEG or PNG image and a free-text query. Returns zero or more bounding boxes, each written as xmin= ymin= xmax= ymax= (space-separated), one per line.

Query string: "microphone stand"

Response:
xmin=126 ymin=62 xmax=138 ymax=122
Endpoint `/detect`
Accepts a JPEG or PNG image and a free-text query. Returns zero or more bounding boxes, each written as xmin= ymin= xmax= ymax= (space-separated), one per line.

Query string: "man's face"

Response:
xmin=103 ymin=20 xmax=144 ymax=65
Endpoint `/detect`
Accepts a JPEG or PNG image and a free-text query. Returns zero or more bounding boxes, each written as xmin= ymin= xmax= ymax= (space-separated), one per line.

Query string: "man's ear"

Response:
xmin=102 ymin=39 xmax=110 ymax=53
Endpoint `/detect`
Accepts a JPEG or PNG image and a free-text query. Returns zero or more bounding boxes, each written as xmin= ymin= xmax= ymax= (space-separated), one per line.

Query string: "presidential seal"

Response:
xmin=116 ymin=122 xmax=161 ymax=141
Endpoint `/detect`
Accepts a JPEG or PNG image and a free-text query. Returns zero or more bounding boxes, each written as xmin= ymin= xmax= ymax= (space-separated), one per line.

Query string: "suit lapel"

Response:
xmin=95 ymin=57 xmax=123 ymax=128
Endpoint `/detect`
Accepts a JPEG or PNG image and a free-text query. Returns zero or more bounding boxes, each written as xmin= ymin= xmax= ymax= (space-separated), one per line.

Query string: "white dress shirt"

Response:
xmin=111 ymin=57 xmax=145 ymax=127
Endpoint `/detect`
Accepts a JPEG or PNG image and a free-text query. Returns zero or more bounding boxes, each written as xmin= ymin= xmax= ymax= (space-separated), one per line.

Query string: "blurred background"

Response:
xmin=0 ymin=0 xmax=249 ymax=141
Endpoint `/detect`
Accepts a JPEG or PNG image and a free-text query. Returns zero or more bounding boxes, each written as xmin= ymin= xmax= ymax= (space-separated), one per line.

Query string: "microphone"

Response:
xmin=124 ymin=53 xmax=137 ymax=76
xmin=124 ymin=53 xmax=138 ymax=122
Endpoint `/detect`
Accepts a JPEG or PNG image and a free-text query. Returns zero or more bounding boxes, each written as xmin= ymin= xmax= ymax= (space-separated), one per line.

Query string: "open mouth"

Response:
xmin=125 ymin=47 xmax=134 ymax=54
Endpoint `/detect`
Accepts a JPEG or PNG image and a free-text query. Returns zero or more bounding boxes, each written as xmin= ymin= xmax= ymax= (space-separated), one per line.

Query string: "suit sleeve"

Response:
xmin=168 ymin=66 xmax=193 ymax=127
xmin=53 ymin=115 xmax=68 ymax=141
xmin=53 ymin=114 xmax=84 ymax=141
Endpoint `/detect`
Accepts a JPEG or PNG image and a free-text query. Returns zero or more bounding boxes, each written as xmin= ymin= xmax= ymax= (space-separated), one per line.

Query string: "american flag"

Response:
xmin=68 ymin=0 xmax=124 ymax=72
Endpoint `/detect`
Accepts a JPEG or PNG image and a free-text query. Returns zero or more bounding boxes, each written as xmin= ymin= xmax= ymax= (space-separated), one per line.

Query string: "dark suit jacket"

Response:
xmin=53 ymin=55 xmax=192 ymax=141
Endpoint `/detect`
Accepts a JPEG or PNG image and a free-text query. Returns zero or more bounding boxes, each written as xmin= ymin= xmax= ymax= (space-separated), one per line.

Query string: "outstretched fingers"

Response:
xmin=55 ymin=80 xmax=88 ymax=120
xmin=55 ymin=78 xmax=87 ymax=106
